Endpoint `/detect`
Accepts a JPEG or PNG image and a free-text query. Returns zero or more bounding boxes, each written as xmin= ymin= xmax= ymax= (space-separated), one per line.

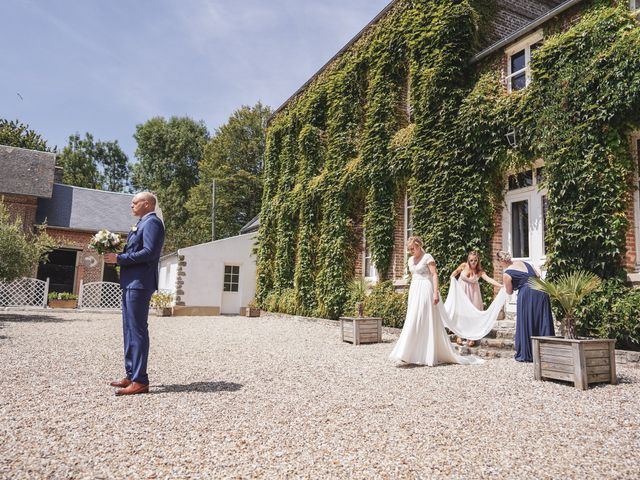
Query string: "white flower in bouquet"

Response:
xmin=89 ymin=229 xmax=123 ymax=254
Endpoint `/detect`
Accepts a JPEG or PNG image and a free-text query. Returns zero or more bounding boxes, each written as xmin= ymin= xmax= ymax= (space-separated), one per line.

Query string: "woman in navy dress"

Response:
xmin=496 ymin=250 xmax=554 ymax=362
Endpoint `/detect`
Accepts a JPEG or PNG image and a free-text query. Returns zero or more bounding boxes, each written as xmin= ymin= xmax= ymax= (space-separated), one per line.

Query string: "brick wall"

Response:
xmin=45 ymin=228 xmax=114 ymax=293
xmin=1 ymin=193 xmax=38 ymax=233
xmin=389 ymin=193 xmax=407 ymax=280
xmin=625 ymin=191 xmax=637 ymax=271
xmin=490 ymin=207 xmax=504 ymax=288
xmin=353 ymin=207 xmax=364 ymax=279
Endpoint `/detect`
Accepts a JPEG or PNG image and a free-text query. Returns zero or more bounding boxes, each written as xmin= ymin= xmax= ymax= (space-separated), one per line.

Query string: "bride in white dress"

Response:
xmin=389 ymin=236 xmax=485 ymax=366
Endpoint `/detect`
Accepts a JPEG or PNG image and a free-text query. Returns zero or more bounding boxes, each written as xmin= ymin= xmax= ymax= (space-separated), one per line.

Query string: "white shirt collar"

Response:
xmin=140 ymin=211 xmax=155 ymax=222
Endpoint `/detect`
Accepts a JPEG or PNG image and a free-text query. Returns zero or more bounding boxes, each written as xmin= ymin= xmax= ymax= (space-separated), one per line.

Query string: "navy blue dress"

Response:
xmin=506 ymin=263 xmax=555 ymax=362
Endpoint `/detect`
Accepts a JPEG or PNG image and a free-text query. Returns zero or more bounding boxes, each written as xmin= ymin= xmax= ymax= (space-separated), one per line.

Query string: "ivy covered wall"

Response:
xmin=257 ymin=0 xmax=640 ymax=329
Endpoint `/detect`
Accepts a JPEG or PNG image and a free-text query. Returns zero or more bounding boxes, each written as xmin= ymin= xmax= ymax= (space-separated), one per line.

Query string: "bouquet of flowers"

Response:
xmin=88 ymin=229 xmax=123 ymax=254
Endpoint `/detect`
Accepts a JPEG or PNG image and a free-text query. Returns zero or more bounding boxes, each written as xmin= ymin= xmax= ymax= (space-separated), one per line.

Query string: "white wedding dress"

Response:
xmin=389 ymin=254 xmax=506 ymax=366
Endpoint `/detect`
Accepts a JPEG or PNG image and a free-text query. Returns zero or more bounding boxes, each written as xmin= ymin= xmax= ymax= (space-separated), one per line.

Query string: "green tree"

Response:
xmin=57 ymin=133 xmax=101 ymax=189
xmin=57 ymin=133 xmax=130 ymax=191
xmin=0 ymin=119 xmax=50 ymax=151
xmin=0 ymin=202 xmax=56 ymax=281
xmin=186 ymin=103 xmax=271 ymax=243
xmin=97 ymin=140 xmax=130 ymax=192
xmin=132 ymin=116 xmax=210 ymax=251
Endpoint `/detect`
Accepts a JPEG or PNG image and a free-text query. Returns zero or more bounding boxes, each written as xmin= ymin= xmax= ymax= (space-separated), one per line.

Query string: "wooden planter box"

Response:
xmin=532 ymin=336 xmax=617 ymax=390
xmin=339 ymin=317 xmax=382 ymax=345
xmin=245 ymin=307 xmax=261 ymax=317
xmin=155 ymin=307 xmax=172 ymax=317
xmin=48 ymin=299 xmax=77 ymax=309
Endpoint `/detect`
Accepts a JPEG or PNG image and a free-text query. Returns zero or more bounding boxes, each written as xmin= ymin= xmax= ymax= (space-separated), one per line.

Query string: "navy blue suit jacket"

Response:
xmin=117 ymin=213 xmax=165 ymax=291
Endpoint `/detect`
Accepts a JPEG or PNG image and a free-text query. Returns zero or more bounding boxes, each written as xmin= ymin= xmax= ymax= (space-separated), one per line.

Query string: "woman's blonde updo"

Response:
xmin=496 ymin=250 xmax=512 ymax=262
xmin=407 ymin=236 xmax=424 ymax=250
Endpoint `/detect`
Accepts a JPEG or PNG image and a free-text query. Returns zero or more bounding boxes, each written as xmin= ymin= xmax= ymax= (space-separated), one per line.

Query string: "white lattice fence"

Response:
xmin=0 ymin=277 xmax=49 ymax=308
xmin=78 ymin=281 xmax=122 ymax=310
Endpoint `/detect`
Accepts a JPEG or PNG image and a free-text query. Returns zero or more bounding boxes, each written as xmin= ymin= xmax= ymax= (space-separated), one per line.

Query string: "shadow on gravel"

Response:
xmin=394 ymin=363 xmax=425 ymax=369
xmin=0 ymin=313 xmax=68 ymax=323
xmin=151 ymin=381 xmax=243 ymax=394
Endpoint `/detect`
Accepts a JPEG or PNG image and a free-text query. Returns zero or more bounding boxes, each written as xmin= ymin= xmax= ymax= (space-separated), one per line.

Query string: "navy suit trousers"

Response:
xmin=122 ymin=288 xmax=153 ymax=384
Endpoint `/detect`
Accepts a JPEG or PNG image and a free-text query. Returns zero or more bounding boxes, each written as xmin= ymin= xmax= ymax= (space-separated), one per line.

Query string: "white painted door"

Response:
xmin=221 ymin=265 xmax=241 ymax=314
xmin=503 ymin=166 xmax=547 ymax=312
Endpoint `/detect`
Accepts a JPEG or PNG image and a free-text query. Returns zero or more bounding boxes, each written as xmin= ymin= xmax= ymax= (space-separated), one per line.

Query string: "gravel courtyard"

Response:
xmin=1 ymin=310 xmax=639 ymax=479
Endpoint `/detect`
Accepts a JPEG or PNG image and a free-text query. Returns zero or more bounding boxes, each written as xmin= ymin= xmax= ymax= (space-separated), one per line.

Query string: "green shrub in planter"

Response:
xmin=343 ymin=278 xmax=369 ymax=317
xmin=48 ymin=292 xmax=78 ymax=301
xmin=150 ymin=291 xmax=174 ymax=309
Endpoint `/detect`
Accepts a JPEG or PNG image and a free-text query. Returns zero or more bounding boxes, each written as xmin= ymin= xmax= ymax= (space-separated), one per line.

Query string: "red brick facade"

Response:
xmin=44 ymin=227 xmax=126 ymax=294
xmin=1 ymin=194 xmax=38 ymax=233
xmin=625 ymin=191 xmax=638 ymax=272
xmin=389 ymin=193 xmax=407 ymax=281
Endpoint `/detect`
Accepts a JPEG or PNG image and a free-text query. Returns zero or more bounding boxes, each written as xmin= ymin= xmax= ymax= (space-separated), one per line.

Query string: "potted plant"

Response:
xmin=48 ymin=292 xmax=78 ymax=309
xmin=528 ymin=270 xmax=617 ymax=389
xmin=151 ymin=291 xmax=174 ymax=317
xmin=245 ymin=300 xmax=260 ymax=317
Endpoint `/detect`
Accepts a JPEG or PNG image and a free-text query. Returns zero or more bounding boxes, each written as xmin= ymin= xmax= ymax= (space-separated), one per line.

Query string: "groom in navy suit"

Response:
xmin=105 ymin=191 xmax=165 ymax=396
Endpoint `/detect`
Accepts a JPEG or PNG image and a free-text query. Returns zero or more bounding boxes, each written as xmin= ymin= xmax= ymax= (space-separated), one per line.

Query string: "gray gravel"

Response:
xmin=1 ymin=309 xmax=639 ymax=479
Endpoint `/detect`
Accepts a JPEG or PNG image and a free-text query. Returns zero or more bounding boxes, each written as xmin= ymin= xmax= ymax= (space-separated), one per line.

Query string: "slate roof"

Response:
xmin=0 ymin=144 xmax=56 ymax=198
xmin=480 ymin=0 xmax=567 ymax=51
xmin=36 ymin=184 xmax=135 ymax=234
xmin=273 ymin=0 xmax=574 ymax=116
xmin=240 ymin=215 xmax=259 ymax=235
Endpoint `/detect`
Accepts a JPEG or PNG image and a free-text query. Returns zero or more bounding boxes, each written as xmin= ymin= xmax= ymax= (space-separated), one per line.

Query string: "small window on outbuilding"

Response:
xmin=223 ymin=265 xmax=239 ymax=292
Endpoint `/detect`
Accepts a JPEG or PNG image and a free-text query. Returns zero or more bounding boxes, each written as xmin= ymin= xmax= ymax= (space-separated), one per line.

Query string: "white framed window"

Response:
xmin=223 ymin=265 xmax=239 ymax=292
xmin=632 ymin=133 xmax=640 ymax=271
xmin=503 ymin=163 xmax=547 ymax=312
xmin=403 ymin=191 xmax=414 ymax=274
xmin=405 ymin=192 xmax=414 ymax=241
xmin=504 ymin=164 xmax=547 ymax=258
xmin=631 ymin=0 xmax=640 ymax=12
xmin=506 ymin=31 xmax=543 ymax=93
xmin=363 ymin=234 xmax=377 ymax=281
xmin=503 ymin=164 xmax=548 ymax=264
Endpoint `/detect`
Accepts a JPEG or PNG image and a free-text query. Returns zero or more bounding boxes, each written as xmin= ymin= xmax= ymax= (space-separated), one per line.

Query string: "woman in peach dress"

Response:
xmin=450 ymin=251 xmax=502 ymax=347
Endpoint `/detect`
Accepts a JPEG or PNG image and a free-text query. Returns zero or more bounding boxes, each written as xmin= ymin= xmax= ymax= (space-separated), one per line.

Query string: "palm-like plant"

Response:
xmin=529 ymin=270 xmax=601 ymax=340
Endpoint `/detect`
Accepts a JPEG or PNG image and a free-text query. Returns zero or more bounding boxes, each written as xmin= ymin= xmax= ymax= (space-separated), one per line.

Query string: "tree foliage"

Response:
xmin=0 ymin=202 xmax=56 ymax=282
xmin=56 ymin=133 xmax=130 ymax=192
xmin=132 ymin=116 xmax=209 ymax=252
xmin=185 ymin=103 xmax=271 ymax=244
xmin=0 ymin=119 xmax=50 ymax=152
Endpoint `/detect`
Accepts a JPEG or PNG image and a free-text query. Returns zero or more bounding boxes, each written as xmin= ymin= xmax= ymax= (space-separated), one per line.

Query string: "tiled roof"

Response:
xmin=36 ymin=184 xmax=135 ymax=234
xmin=240 ymin=215 xmax=259 ymax=235
xmin=0 ymin=144 xmax=56 ymax=198
xmin=273 ymin=0 xmax=574 ymax=116
xmin=480 ymin=0 xmax=567 ymax=50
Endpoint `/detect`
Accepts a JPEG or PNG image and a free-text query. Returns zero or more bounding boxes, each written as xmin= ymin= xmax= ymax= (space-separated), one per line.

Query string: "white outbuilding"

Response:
xmin=158 ymin=217 xmax=258 ymax=315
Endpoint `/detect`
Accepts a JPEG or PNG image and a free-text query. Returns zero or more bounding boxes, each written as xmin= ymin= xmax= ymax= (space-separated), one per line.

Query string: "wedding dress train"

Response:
xmin=389 ymin=254 xmax=507 ymax=366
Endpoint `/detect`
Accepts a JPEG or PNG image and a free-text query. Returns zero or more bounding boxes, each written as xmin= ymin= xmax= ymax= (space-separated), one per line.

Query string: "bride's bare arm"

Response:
xmin=428 ymin=261 xmax=440 ymax=304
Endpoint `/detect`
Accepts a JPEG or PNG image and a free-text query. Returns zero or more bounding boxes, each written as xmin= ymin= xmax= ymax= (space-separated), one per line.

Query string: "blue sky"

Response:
xmin=1 ymin=0 xmax=391 ymax=159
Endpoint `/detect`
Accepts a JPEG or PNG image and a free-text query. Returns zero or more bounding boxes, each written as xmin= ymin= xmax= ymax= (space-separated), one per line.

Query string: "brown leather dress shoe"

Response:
xmin=115 ymin=381 xmax=149 ymax=396
xmin=110 ymin=378 xmax=132 ymax=388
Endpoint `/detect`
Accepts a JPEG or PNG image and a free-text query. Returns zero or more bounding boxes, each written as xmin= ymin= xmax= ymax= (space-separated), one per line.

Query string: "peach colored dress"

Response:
xmin=460 ymin=271 xmax=483 ymax=310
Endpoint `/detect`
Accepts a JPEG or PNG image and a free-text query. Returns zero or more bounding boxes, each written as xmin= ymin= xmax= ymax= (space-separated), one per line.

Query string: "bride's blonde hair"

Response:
xmin=407 ymin=236 xmax=423 ymax=251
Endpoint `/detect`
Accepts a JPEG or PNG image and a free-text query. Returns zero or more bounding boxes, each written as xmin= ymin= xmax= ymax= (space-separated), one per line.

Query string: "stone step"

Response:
xmin=495 ymin=329 xmax=516 ymax=339
xmin=453 ymin=343 xmax=515 ymax=359
xmin=479 ymin=337 xmax=514 ymax=349
xmin=495 ymin=319 xmax=516 ymax=329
